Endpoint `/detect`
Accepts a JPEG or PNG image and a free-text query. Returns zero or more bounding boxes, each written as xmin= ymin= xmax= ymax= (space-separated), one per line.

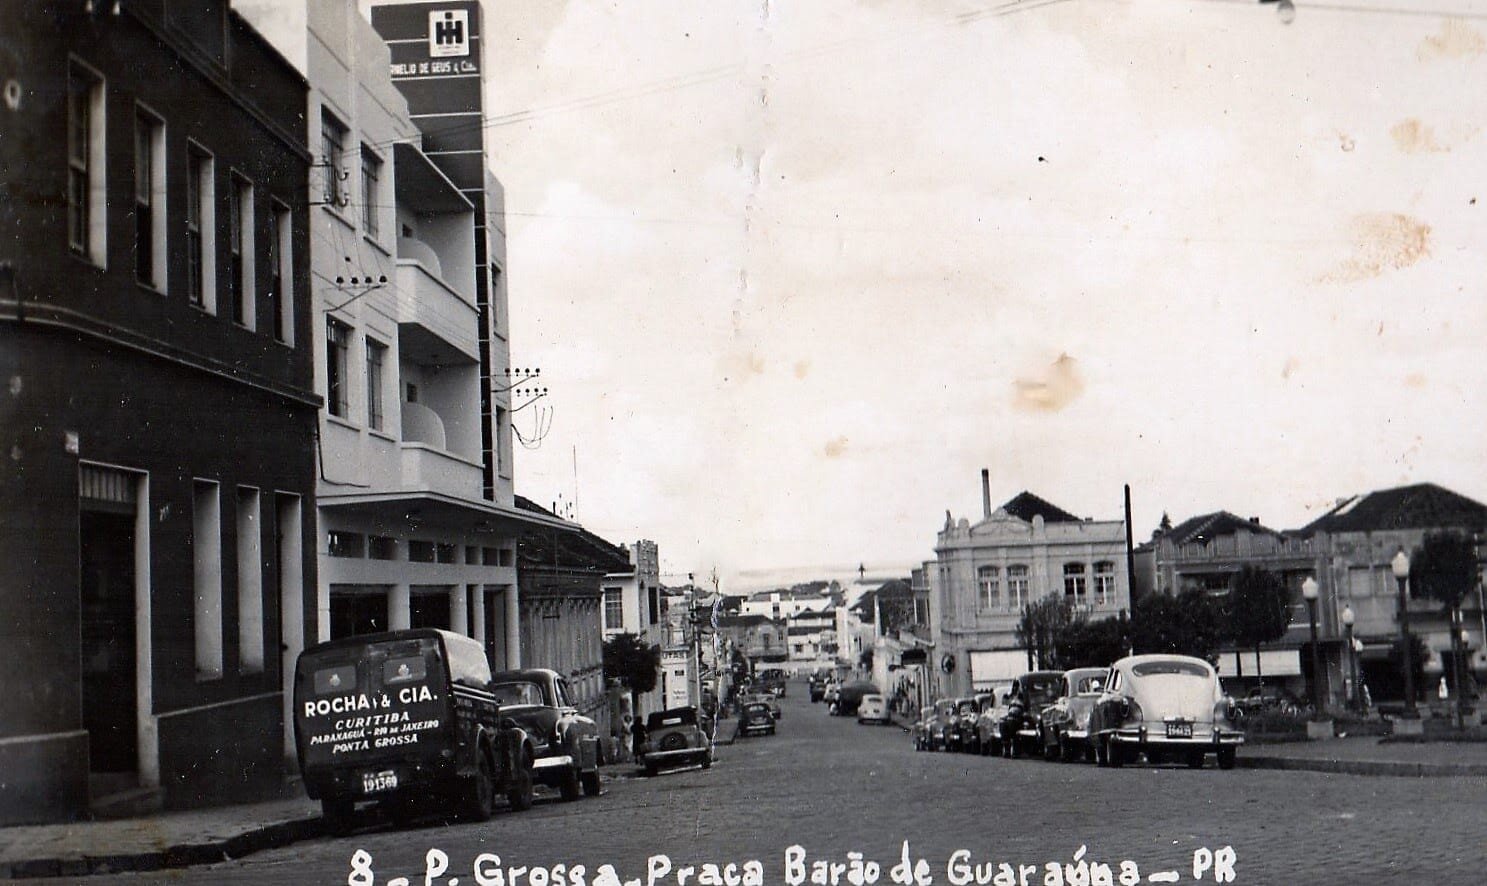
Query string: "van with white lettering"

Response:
xmin=293 ymin=629 xmax=536 ymax=832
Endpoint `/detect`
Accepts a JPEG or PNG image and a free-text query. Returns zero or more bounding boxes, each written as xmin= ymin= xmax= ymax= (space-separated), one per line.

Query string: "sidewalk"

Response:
xmin=0 ymin=796 xmax=322 ymax=880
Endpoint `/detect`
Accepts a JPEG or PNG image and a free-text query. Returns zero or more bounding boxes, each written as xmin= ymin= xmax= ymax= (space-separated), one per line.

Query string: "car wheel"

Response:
xmin=1095 ymin=735 xmax=1109 ymax=767
xmin=581 ymin=768 xmax=603 ymax=796
xmin=1048 ymin=734 xmax=1063 ymax=762
xmin=461 ymin=748 xmax=497 ymax=821
xmin=1008 ymin=737 xmax=1021 ymax=759
xmin=507 ymin=755 xmax=535 ymax=812
xmin=701 ymin=751 xmax=713 ymax=770
xmin=1107 ymin=739 xmax=1126 ymax=768
xmin=1217 ymin=747 xmax=1237 ymax=770
xmin=644 ymin=762 xmax=658 ymax=778
xmin=559 ymin=762 xmax=582 ymax=801
xmin=321 ymin=798 xmax=355 ymax=836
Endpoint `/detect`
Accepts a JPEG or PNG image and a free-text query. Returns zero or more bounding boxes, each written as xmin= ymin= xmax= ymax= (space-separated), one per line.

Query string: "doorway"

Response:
xmin=79 ymin=509 xmax=138 ymax=779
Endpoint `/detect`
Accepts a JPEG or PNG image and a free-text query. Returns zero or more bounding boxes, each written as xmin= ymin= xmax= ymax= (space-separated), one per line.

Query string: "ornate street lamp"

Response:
xmin=1340 ymin=604 xmax=1356 ymax=711
xmin=1392 ymin=550 xmax=1418 ymax=718
xmin=1302 ymin=577 xmax=1323 ymax=715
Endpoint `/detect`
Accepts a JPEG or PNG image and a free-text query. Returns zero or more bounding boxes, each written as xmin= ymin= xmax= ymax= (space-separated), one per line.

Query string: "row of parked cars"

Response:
xmin=912 ymin=654 xmax=1245 ymax=769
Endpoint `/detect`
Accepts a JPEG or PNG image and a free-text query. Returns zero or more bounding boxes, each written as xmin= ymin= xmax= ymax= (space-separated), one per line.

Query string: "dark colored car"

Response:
xmin=489 ymin=668 xmax=602 ymax=800
xmin=758 ymin=668 xmax=788 ymax=698
xmin=945 ymin=697 xmax=981 ymax=752
xmin=1000 ymin=670 xmax=1064 ymax=758
xmin=829 ymin=680 xmax=881 ymax=716
xmin=293 ymin=629 xmax=535 ymax=831
xmin=925 ymin=698 xmax=957 ymax=750
xmin=1038 ymin=667 xmax=1106 ymax=762
xmin=809 ymin=670 xmax=833 ymax=702
xmin=639 ymin=707 xmax=714 ymax=776
xmin=738 ymin=701 xmax=776 ymax=736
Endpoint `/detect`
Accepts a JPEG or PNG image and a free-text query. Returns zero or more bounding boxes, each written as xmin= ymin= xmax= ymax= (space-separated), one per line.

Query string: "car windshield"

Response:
xmin=744 ymin=703 xmax=770 ymax=714
xmin=955 ymin=701 xmax=977 ymax=715
xmin=490 ymin=680 xmax=545 ymax=706
xmin=1131 ymin=661 xmax=1210 ymax=678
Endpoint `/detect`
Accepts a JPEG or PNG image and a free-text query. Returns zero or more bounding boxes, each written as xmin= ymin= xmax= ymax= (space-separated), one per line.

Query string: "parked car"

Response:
xmin=1038 ymin=667 xmax=1106 ymax=763
xmin=293 ymin=629 xmax=536 ymax=832
xmin=489 ymin=668 xmax=603 ymax=800
xmin=945 ymin=697 xmax=981 ymax=752
xmin=738 ymin=691 xmax=782 ymax=720
xmin=911 ymin=705 xmax=937 ymax=751
xmin=975 ymin=687 xmax=1015 ymax=756
xmin=821 ymin=681 xmax=841 ymax=710
xmin=737 ymin=701 xmax=777 ymax=737
xmin=831 ymin=680 xmax=881 ymax=716
xmin=1090 ymin=654 xmax=1244 ymax=769
xmin=925 ymin=698 xmax=958 ymax=750
xmin=638 ymin=707 xmax=714 ymax=776
xmin=1001 ymin=671 xmax=1064 ymax=758
xmin=758 ymin=668 xmax=788 ymax=698
xmin=1235 ymin=685 xmax=1304 ymax=716
xmin=857 ymin=693 xmax=891 ymax=725
xmin=809 ymin=669 xmax=834 ymax=702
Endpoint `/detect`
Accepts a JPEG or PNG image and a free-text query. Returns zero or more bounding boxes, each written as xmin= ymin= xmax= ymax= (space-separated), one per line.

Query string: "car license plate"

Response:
xmin=361 ymin=769 xmax=398 ymax=793
xmin=1165 ymin=722 xmax=1193 ymax=738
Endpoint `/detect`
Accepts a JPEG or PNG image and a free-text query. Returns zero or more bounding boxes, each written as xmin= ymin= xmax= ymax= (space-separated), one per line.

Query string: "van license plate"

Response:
xmin=1165 ymin=722 xmax=1193 ymax=738
xmin=362 ymin=770 xmax=398 ymax=793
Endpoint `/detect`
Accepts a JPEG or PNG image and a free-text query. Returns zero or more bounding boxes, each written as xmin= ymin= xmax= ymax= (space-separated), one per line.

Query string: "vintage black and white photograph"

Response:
xmin=2 ymin=0 xmax=1486 ymax=883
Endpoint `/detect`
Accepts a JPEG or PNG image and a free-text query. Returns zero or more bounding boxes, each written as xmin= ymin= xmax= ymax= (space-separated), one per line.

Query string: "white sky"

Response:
xmin=254 ymin=1 xmax=1487 ymax=588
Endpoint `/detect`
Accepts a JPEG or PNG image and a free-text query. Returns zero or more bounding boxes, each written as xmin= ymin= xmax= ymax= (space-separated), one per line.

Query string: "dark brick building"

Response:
xmin=0 ymin=1 xmax=315 ymax=823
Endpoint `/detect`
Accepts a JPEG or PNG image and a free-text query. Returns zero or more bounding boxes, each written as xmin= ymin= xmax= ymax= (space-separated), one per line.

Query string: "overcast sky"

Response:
xmin=258 ymin=1 xmax=1487 ymax=588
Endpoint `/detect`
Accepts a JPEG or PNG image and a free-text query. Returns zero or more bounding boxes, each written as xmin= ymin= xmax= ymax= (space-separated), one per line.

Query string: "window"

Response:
xmin=327 ymin=531 xmax=365 ymax=558
xmin=134 ymin=108 xmax=166 ymax=288
xmin=1063 ymin=562 xmax=1087 ymax=607
xmin=360 ymin=148 xmax=381 ymax=237
xmin=326 ymin=317 xmax=349 ymax=418
xmin=436 ymin=543 xmax=457 ymax=564
xmin=365 ymin=339 xmax=386 ymax=431
xmin=68 ymin=61 xmax=105 ymax=264
xmin=368 ymin=536 xmax=397 ymax=560
xmin=1094 ymin=561 xmax=1116 ymax=606
xmin=603 ymin=587 xmax=623 ymax=631
xmin=236 ymin=487 xmax=264 ymax=673
xmin=228 ymin=175 xmax=254 ymax=327
xmin=410 ymin=589 xmax=451 ymax=630
xmin=977 ymin=565 xmax=1000 ymax=610
xmin=495 ymin=405 xmax=508 ymax=476
xmin=193 ymin=480 xmax=223 ymax=679
xmin=408 ymin=540 xmax=435 ymax=563
xmin=268 ymin=203 xmax=293 ymax=344
xmin=648 ymin=585 xmax=660 ymax=625
xmin=320 ymin=111 xmax=347 ymax=208
xmin=186 ymin=144 xmax=215 ymax=309
xmin=1007 ymin=564 xmax=1030 ymax=610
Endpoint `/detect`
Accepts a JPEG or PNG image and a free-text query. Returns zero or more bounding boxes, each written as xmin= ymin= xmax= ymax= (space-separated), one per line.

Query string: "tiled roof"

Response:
xmin=1162 ymin=511 xmax=1282 ymax=545
xmin=999 ymin=491 xmax=1082 ymax=524
xmin=1300 ymin=483 xmax=1487 ymax=536
xmin=513 ymin=495 xmax=632 ymax=572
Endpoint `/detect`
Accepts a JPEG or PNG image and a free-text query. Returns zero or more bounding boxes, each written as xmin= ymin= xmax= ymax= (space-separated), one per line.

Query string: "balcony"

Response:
xmin=399 ymin=441 xmax=482 ymax=498
xmin=395 ymin=258 xmax=479 ymax=365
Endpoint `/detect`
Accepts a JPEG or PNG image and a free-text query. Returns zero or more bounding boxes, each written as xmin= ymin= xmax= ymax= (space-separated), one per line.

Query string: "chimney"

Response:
xmin=1250 ymin=516 xmax=1261 ymax=525
xmin=981 ymin=469 xmax=992 ymax=518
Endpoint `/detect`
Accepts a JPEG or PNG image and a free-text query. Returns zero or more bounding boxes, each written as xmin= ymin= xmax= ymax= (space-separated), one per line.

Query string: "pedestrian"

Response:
xmin=631 ymin=716 xmax=648 ymax=758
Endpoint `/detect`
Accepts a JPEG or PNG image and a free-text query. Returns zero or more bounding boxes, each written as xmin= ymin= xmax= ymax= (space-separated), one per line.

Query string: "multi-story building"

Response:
xmin=241 ymin=1 xmax=574 ymax=684
xmin=715 ymin=614 xmax=789 ymax=663
xmin=786 ymin=603 xmax=838 ymax=669
xmin=930 ymin=475 xmax=1130 ymax=696
xmin=0 ymin=0 xmax=315 ymax=823
xmin=600 ymin=540 xmax=667 ymax=717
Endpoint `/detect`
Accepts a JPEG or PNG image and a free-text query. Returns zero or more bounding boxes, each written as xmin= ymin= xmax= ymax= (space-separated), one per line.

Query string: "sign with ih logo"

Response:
xmin=428 ymin=9 xmax=469 ymax=58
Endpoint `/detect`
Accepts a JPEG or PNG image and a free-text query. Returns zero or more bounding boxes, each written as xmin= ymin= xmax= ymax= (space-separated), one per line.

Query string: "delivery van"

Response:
xmin=293 ymin=629 xmax=535 ymax=830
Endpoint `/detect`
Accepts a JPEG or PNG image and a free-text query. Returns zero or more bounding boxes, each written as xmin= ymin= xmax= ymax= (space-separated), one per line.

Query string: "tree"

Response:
xmin=1129 ymin=589 xmax=1225 ymax=661
xmin=1228 ymin=566 xmax=1290 ymax=685
xmin=602 ymin=633 xmax=661 ymax=710
xmin=1016 ymin=594 xmax=1073 ymax=669
xmin=1411 ymin=532 xmax=1480 ymax=726
xmin=1053 ymin=614 xmax=1129 ymax=669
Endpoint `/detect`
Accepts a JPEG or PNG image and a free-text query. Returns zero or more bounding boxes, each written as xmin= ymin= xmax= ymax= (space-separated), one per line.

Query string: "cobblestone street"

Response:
xmin=40 ymin=686 xmax=1487 ymax=885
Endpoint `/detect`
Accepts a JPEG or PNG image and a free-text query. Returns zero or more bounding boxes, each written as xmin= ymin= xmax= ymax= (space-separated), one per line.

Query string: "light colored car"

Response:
xmin=856 ymin=693 xmax=890 ymax=724
xmin=638 ymin=707 xmax=714 ymax=776
xmin=1038 ymin=667 xmax=1106 ymax=763
xmin=1090 ymin=654 xmax=1243 ymax=769
xmin=974 ymin=687 xmax=1014 ymax=756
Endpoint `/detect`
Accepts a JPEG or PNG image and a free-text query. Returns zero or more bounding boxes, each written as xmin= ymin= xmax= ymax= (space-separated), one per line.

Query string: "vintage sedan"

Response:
xmin=1090 ymin=654 xmax=1243 ymax=769
xmin=1038 ymin=667 xmax=1106 ymax=762
xmin=1001 ymin=671 xmax=1064 ymax=758
xmin=489 ymin=668 xmax=602 ymax=799
xmin=856 ymin=693 xmax=891 ymax=725
xmin=944 ymin=697 xmax=981 ymax=752
xmin=737 ymin=701 xmax=777 ymax=737
xmin=638 ymin=706 xmax=714 ymax=775
xmin=924 ymin=698 xmax=957 ymax=750
xmin=737 ymin=691 xmax=782 ymax=721
xmin=975 ymin=687 xmax=1014 ymax=756
xmin=830 ymin=680 xmax=881 ymax=717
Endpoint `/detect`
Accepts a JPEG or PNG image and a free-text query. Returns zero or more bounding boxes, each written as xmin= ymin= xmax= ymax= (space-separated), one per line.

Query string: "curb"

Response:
xmin=1237 ymin=756 xmax=1487 ymax=778
xmin=0 ymin=816 xmax=323 ymax=880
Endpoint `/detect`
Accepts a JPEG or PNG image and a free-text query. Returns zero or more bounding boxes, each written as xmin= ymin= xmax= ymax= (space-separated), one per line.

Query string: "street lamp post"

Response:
xmin=1340 ymin=605 xmax=1356 ymax=712
xmin=1302 ymin=577 xmax=1323 ymax=715
xmin=1391 ymin=550 xmax=1418 ymax=719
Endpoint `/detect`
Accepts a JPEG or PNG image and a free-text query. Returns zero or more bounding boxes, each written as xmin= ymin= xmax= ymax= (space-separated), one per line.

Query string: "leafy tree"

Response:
xmin=603 ymin=633 xmax=661 ymax=709
xmin=1411 ymin=532 xmax=1480 ymax=722
xmin=1130 ymin=589 xmax=1225 ymax=661
xmin=1016 ymin=594 xmax=1073 ymax=669
xmin=1228 ymin=566 xmax=1290 ymax=684
xmin=1053 ymin=614 xmax=1129 ymax=669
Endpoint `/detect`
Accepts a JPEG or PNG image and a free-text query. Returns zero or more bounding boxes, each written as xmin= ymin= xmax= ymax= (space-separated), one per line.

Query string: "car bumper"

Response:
xmin=1109 ymin=727 xmax=1244 ymax=747
xmin=642 ymin=747 xmax=711 ymax=761
xmin=532 ymin=754 xmax=576 ymax=771
xmin=1065 ymin=729 xmax=1090 ymax=741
